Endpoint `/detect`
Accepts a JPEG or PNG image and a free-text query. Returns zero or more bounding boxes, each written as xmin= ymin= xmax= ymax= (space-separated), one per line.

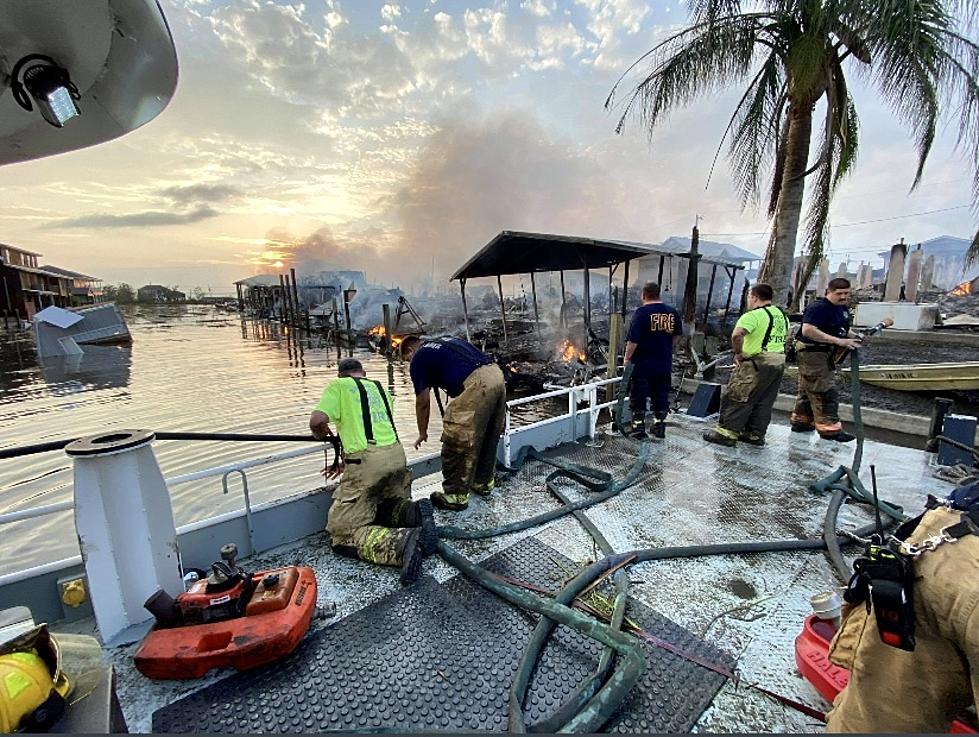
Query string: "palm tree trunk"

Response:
xmin=760 ymin=99 xmax=814 ymax=308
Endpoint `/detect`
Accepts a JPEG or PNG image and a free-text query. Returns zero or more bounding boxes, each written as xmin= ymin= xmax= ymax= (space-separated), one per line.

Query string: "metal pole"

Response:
xmin=621 ymin=259 xmax=630 ymax=318
xmin=583 ymin=265 xmax=591 ymax=348
xmin=607 ymin=266 xmax=614 ymax=320
xmin=497 ymin=274 xmax=509 ymax=347
xmin=657 ymin=254 xmax=665 ymax=287
xmin=530 ymin=272 xmax=541 ymax=340
xmin=459 ymin=279 xmax=471 ymax=342
xmin=559 ymin=271 xmax=567 ymax=329
xmin=702 ymin=263 xmax=718 ymax=324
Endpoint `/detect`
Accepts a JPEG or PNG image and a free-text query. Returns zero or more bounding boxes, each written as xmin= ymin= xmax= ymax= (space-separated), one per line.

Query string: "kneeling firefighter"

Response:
xmin=825 ymin=480 xmax=979 ymax=732
xmin=310 ymin=358 xmax=436 ymax=585
xmin=400 ymin=335 xmax=507 ymax=511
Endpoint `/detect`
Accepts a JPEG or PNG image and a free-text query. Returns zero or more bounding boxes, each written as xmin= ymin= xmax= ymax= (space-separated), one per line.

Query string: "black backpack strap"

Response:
xmin=351 ymin=378 xmax=375 ymax=444
xmin=760 ymin=307 xmax=776 ymax=352
xmin=372 ymin=379 xmax=399 ymax=442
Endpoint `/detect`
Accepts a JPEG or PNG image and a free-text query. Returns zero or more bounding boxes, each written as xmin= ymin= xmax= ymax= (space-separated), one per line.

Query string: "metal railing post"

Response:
xmin=222 ymin=469 xmax=255 ymax=556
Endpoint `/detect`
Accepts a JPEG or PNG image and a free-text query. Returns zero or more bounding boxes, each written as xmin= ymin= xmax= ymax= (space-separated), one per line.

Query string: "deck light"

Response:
xmin=11 ymin=54 xmax=81 ymax=128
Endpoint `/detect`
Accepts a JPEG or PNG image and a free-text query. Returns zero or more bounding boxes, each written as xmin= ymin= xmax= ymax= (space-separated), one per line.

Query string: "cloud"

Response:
xmin=55 ymin=206 xmax=220 ymax=229
xmin=205 ymin=1 xmax=416 ymax=116
xmin=381 ymin=4 xmax=403 ymax=21
xmin=522 ymin=0 xmax=557 ymax=17
xmin=159 ymin=183 xmax=244 ymax=206
xmin=576 ymin=0 xmax=652 ymax=70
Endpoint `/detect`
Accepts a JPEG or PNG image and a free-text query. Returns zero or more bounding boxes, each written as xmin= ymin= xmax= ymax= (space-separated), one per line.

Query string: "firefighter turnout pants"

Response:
xmin=826 ymin=507 xmax=979 ymax=733
xmin=326 ymin=442 xmax=419 ymax=568
xmin=713 ymin=352 xmax=785 ymax=441
xmin=440 ymin=363 xmax=507 ymax=507
xmin=791 ymin=347 xmax=843 ymax=435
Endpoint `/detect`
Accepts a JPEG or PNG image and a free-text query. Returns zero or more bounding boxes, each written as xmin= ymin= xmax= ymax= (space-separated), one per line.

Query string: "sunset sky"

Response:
xmin=0 ymin=0 xmax=975 ymax=294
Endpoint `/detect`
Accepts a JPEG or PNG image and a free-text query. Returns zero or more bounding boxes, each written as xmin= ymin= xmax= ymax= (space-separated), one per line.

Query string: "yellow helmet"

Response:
xmin=0 ymin=627 xmax=70 ymax=732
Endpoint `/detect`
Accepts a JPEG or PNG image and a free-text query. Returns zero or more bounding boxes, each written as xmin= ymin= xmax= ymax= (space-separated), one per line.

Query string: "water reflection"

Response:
xmin=38 ymin=345 xmax=132 ymax=393
xmin=0 ymin=305 xmax=559 ymax=574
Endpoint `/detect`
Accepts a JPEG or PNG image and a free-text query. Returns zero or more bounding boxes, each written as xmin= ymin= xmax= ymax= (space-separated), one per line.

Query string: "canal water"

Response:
xmin=0 ymin=305 xmax=551 ymax=576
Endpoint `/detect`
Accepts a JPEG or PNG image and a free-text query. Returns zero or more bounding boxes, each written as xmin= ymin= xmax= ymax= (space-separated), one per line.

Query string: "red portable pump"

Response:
xmin=135 ymin=543 xmax=317 ymax=680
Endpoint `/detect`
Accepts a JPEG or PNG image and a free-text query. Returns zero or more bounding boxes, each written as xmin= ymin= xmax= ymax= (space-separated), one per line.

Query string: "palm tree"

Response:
xmin=607 ymin=0 xmax=979 ymax=308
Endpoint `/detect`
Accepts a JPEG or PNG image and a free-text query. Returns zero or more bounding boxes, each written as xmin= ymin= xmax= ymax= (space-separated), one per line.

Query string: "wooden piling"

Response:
xmin=382 ymin=303 xmax=393 ymax=355
xmin=606 ymin=312 xmax=623 ymax=404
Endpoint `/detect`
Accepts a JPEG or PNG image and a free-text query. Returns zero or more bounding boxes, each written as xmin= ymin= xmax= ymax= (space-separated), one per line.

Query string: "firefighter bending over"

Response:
xmin=826 ymin=481 xmax=979 ymax=732
xmin=309 ymin=357 xmax=435 ymax=585
xmin=401 ymin=335 xmax=507 ymax=512
xmin=703 ymin=283 xmax=789 ymax=447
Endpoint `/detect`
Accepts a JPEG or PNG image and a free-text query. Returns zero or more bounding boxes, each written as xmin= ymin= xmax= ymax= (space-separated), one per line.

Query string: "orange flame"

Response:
xmin=367 ymin=324 xmax=403 ymax=348
xmin=951 ymin=280 xmax=974 ymax=296
xmin=559 ymin=339 xmax=587 ymax=362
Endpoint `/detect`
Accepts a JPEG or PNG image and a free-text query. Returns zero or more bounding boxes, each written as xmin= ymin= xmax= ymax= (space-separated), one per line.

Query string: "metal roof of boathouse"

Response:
xmin=451 ymin=231 xmax=746 ymax=280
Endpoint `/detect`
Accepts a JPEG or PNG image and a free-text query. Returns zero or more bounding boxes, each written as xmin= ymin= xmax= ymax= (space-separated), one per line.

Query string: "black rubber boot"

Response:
xmin=703 ymin=430 xmax=735 ymax=447
xmin=738 ymin=433 xmax=766 ymax=447
xmin=791 ymin=422 xmax=816 ymax=433
xmin=629 ymin=419 xmax=646 ymax=439
xmin=417 ymin=498 xmax=437 ymax=556
xmin=820 ymin=430 xmax=856 ymax=443
xmin=651 ymin=421 xmax=666 ymax=439
xmin=398 ymin=529 xmax=424 ymax=585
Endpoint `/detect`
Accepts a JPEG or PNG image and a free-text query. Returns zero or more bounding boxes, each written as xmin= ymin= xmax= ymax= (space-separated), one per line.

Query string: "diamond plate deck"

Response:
xmin=152 ymin=537 xmax=733 ymax=733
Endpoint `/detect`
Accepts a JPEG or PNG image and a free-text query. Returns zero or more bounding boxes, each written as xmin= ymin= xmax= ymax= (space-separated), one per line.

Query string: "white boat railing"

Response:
xmin=0 ymin=374 xmax=625 ymax=530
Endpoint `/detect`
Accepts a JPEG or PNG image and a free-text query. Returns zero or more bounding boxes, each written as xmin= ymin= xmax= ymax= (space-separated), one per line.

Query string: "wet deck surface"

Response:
xmin=91 ymin=413 xmax=954 ymax=733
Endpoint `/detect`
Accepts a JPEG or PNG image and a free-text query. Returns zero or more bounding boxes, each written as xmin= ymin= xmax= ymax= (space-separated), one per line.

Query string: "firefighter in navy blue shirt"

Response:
xmin=400 ymin=335 xmax=507 ymax=511
xmin=623 ymin=282 xmax=683 ymax=439
xmin=790 ymin=277 xmax=862 ymax=442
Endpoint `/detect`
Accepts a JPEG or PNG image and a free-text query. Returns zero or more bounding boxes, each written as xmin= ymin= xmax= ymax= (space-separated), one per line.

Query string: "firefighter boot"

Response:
xmin=397 ymin=529 xmax=424 ymax=585
xmin=430 ymin=491 xmax=469 ymax=511
xmin=738 ymin=432 xmax=766 ymax=446
xmin=651 ymin=413 xmax=667 ymax=439
xmin=703 ymin=430 xmax=736 ymax=447
xmin=820 ymin=430 xmax=856 ymax=443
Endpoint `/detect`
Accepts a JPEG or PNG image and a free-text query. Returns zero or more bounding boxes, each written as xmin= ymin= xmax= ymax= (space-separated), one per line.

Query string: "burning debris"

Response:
xmin=950 ymin=279 xmax=976 ymax=297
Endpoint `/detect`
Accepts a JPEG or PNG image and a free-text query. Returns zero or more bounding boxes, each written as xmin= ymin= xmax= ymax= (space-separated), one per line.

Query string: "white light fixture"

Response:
xmin=11 ymin=55 xmax=81 ymax=128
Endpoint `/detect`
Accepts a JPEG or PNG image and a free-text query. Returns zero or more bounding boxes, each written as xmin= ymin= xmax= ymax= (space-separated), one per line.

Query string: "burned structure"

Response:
xmin=450 ymin=231 xmax=747 ymax=390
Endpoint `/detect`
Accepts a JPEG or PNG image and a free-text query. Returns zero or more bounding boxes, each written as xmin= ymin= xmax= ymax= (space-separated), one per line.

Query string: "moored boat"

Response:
xmin=840 ymin=361 xmax=979 ymax=391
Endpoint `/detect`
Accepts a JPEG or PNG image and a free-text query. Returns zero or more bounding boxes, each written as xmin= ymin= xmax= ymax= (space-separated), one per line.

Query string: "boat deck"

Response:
xmin=72 ymin=413 xmax=954 ymax=732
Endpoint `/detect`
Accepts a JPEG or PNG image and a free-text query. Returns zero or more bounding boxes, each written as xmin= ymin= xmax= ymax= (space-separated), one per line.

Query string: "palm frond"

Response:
xmin=727 ymin=52 xmax=787 ymax=206
xmin=689 ymin=0 xmax=745 ymax=24
xmin=609 ymin=14 xmax=771 ymax=136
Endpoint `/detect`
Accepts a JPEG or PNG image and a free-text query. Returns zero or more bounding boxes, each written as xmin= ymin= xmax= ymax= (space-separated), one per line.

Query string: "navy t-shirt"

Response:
xmin=410 ymin=338 xmax=491 ymax=398
xmin=799 ymin=298 xmax=851 ymax=345
xmin=626 ymin=303 xmax=683 ymax=371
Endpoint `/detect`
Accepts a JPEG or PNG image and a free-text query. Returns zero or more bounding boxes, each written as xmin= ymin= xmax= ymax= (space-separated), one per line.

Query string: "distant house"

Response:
xmin=629 ymin=235 xmax=762 ymax=312
xmin=878 ymin=235 xmax=978 ymax=291
xmin=137 ymin=284 xmax=186 ymax=303
xmin=0 ymin=242 xmax=74 ymax=320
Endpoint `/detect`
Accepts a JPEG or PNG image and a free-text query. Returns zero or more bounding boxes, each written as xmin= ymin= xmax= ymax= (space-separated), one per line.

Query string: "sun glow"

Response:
xmin=274 ymin=260 xmax=284 ymax=269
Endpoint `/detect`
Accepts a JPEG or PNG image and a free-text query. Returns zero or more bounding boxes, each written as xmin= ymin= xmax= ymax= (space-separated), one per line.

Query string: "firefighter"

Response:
xmin=703 ymin=283 xmax=789 ymax=447
xmin=825 ymin=481 xmax=979 ymax=732
xmin=623 ymin=281 xmax=683 ymax=439
xmin=400 ymin=335 xmax=507 ymax=511
xmin=790 ymin=277 xmax=862 ymax=442
xmin=309 ymin=357 xmax=436 ymax=585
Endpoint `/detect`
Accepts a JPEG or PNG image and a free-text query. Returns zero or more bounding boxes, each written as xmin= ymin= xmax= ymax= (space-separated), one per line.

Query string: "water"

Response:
xmin=0 ymin=305 xmax=551 ymax=575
